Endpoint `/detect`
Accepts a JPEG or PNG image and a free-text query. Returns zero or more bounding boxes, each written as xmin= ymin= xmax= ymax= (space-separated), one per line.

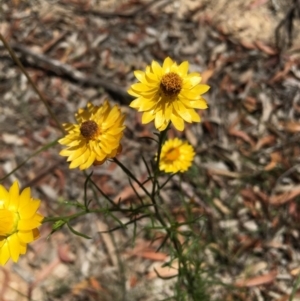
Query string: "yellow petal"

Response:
xmin=69 ymin=148 xmax=90 ymax=169
xmin=151 ymin=60 xmax=162 ymax=77
xmin=139 ymin=99 xmax=157 ymax=111
xmin=0 ymin=241 xmax=10 ymax=265
xmin=189 ymin=109 xmax=201 ymax=122
xmin=134 ymin=70 xmax=146 ymax=82
xmin=178 ymin=61 xmax=189 ymax=76
xmin=179 ymin=89 xmax=202 ymax=100
xmin=8 ymin=181 xmax=20 ymax=210
xmin=32 ymin=228 xmax=40 ymax=240
xmin=0 ymin=239 xmax=5 ymax=249
xmin=171 ymin=114 xmax=184 ymax=131
xmin=17 ymin=230 xmax=34 ymax=243
xmin=154 ymin=110 xmax=165 ymax=129
xmin=189 ymin=99 xmax=208 ymax=109
xmin=127 ymin=88 xmax=141 ymax=97
xmin=131 ymin=83 xmax=153 ymax=92
xmin=130 ymin=97 xmax=143 ymax=109
xmin=192 ymin=84 xmax=210 ymax=95
xmin=162 ymin=57 xmax=173 ymax=73
xmin=92 ymin=144 xmax=106 ymax=160
xmin=60 ymin=137 xmax=82 ymax=148
xmin=163 ymin=103 xmax=172 ymax=121
xmin=183 ymin=74 xmax=202 ymax=89
xmin=33 ymin=213 xmax=44 ymax=223
xmin=105 ymin=106 xmax=121 ymax=125
xmin=19 ymin=242 xmax=27 ymax=255
xmin=19 ymin=187 xmax=31 ymax=210
xmin=18 ymin=218 xmax=42 ymax=231
xmin=175 ymin=102 xmax=193 ymax=122
xmin=142 ymin=111 xmax=155 ymax=124
xmin=7 ymin=233 xmax=20 ymax=262
xmin=18 ymin=199 xmax=40 ymax=219
xmin=79 ymin=152 xmax=96 ymax=170
xmin=0 ymin=208 xmax=15 ymax=236
xmin=0 ymin=185 xmax=9 ymax=208
xmin=157 ymin=120 xmax=169 ymax=131
xmin=145 ymin=71 xmax=159 ymax=82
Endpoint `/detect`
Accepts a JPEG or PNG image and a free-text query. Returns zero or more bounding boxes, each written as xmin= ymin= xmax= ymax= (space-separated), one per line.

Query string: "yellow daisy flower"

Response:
xmin=128 ymin=57 xmax=210 ymax=131
xmin=59 ymin=100 xmax=126 ymax=170
xmin=0 ymin=181 xmax=43 ymax=265
xmin=159 ymin=138 xmax=195 ymax=173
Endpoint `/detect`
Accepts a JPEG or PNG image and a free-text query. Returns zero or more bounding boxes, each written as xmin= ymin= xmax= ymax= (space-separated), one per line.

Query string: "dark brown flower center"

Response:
xmin=160 ymin=72 xmax=183 ymax=98
xmin=80 ymin=120 xmax=99 ymax=139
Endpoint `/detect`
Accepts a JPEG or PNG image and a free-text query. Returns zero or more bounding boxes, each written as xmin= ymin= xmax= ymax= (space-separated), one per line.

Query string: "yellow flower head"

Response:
xmin=59 ymin=100 xmax=126 ymax=170
xmin=159 ymin=138 xmax=195 ymax=173
xmin=128 ymin=57 xmax=210 ymax=131
xmin=0 ymin=181 xmax=43 ymax=265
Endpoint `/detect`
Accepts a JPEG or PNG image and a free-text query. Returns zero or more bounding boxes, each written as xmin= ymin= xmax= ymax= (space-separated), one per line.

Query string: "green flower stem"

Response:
xmin=148 ymin=126 xmax=169 ymax=226
xmin=113 ymin=158 xmax=152 ymax=199
xmin=114 ymin=155 xmax=168 ymax=228
xmin=149 ymin=126 xmax=198 ymax=298
xmin=42 ymin=204 xmax=154 ymax=224
xmin=0 ymin=139 xmax=59 ymax=182
xmin=151 ymin=124 xmax=170 ymax=199
xmin=43 ymin=209 xmax=104 ymax=223
xmin=0 ymin=33 xmax=65 ymax=134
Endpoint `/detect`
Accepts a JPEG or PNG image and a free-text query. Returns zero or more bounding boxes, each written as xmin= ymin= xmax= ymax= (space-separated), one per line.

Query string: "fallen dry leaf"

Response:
xmin=264 ymin=151 xmax=282 ymax=171
xmin=280 ymin=121 xmax=300 ymax=133
xmin=243 ymin=96 xmax=259 ymax=112
xmin=147 ymin=260 xmax=179 ymax=280
xmin=134 ymin=250 xmax=168 ymax=261
xmin=72 ymin=277 xmax=105 ymax=296
xmin=125 ymin=240 xmax=168 ymax=261
xmin=269 ymin=186 xmax=300 ymax=205
xmin=113 ymin=173 xmax=152 ymax=203
xmin=207 ymin=168 xmax=242 ymax=178
xmin=254 ymin=41 xmax=277 ymax=55
xmin=290 ymin=267 xmax=300 ymax=276
xmin=249 ymin=0 xmax=269 ymax=9
xmin=269 ymin=60 xmax=293 ymax=83
xmin=97 ymin=220 xmax=119 ymax=267
xmin=235 ymin=270 xmax=277 ymax=287
xmin=57 ymin=244 xmax=76 ymax=263
xmin=228 ymin=128 xmax=256 ymax=147
xmin=254 ymin=135 xmax=276 ymax=151
xmin=201 ymin=68 xmax=214 ymax=84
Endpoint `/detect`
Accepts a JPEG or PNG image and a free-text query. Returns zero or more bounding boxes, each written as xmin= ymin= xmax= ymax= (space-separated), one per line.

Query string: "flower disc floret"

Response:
xmin=160 ymin=72 xmax=182 ymax=97
xmin=128 ymin=57 xmax=210 ymax=131
xmin=80 ymin=120 xmax=100 ymax=139
xmin=159 ymin=138 xmax=195 ymax=173
xmin=59 ymin=100 xmax=126 ymax=170
xmin=0 ymin=181 xmax=43 ymax=265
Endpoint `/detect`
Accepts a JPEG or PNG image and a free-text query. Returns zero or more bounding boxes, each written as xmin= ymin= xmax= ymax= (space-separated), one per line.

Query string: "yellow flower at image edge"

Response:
xmin=59 ymin=100 xmax=126 ymax=170
xmin=128 ymin=57 xmax=210 ymax=131
xmin=159 ymin=138 xmax=195 ymax=173
xmin=0 ymin=181 xmax=43 ymax=265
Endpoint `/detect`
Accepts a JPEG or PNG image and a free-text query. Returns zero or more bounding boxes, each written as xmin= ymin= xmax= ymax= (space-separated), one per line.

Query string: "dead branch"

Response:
xmin=275 ymin=0 xmax=300 ymax=49
xmin=75 ymin=0 xmax=170 ymax=19
xmin=1 ymin=43 xmax=132 ymax=104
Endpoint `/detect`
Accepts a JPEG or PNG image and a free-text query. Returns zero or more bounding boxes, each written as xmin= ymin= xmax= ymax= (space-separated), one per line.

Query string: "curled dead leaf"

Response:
xmin=201 ymin=68 xmax=214 ymax=84
xmin=235 ymin=270 xmax=277 ymax=287
xmin=228 ymin=128 xmax=256 ymax=147
xmin=254 ymin=135 xmax=276 ymax=151
xmin=254 ymin=41 xmax=277 ymax=55
xmin=280 ymin=121 xmax=300 ymax=133
xmin=243 ymin=96 xmax=259 ymax=112
xmin=264 ymin=152 xmax=282 ymax=171
xmin=269 ymin=186 xmax=300 ymax=205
